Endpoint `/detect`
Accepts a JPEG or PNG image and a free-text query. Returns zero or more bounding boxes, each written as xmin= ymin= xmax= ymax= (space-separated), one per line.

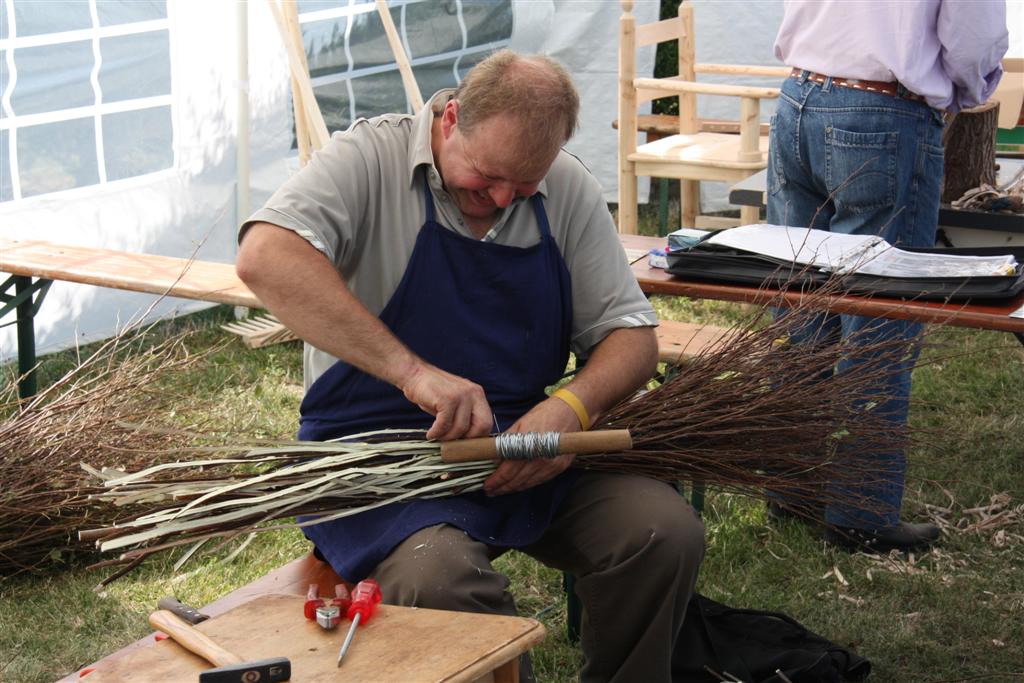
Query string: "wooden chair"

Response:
xmin=617 ymin=0 xmax=788 ymax=233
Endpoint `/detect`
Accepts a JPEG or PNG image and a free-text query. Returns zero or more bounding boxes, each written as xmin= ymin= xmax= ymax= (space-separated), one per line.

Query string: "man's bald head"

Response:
xmin=453 ymin=50 xmax=580 ymax=167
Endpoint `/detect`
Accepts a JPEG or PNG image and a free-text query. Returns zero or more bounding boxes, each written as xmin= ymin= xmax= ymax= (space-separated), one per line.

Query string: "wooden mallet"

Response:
xmin=149 ymin=610 xmax=291 ymax=682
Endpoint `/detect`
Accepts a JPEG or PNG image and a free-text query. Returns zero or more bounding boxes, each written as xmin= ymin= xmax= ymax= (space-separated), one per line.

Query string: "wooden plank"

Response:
xmin=633 ymin=132 xmax=769 ymax=162
xmin=694 ymin=63 xmax=791 ymax=78
xmin=634 ymin=16 xmax=681 ymax=47
xmin=694 ymin=215 xmax=743 ymax=230
xmin=635 ymin=76 xmax=780 ymax=100
xmin=0 ymin=237 xmax=259 ymax=308
xmin=268 ymin=0 xmax=330 ymax=151
xmin=59 ymin=555 xmax=341 ymax=683
xmin=655 ymin=319 xmax=729 ymax=363
xmin=86 ymin=594 xmax=544 ymax=683
xmin=611 ymin=115 xmax=772 ymax=139
xmin=221 ymin=314 xmax=297 ymax=348
xmin=618 ymin=5 xmax=639 ymax=234
xmin=376 ymin=0 xmax=424 ymax=113
xmin=677 ymin=1 xmax=698 ymax=135
xmin=738 ymin=97 xmax=761 ymax=162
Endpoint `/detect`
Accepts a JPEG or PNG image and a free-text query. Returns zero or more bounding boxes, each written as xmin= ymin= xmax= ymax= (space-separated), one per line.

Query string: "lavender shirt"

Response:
xmin=774 ymin=0 xmax=1008 ymax=113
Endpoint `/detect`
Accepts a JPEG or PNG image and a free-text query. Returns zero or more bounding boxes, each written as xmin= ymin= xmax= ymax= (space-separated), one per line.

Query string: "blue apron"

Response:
xmin=298 ymin=174 xmax=578 ymax=582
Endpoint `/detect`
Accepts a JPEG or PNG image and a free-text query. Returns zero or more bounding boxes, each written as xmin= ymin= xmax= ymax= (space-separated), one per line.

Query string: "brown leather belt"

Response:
xmin=790 ymin=68 xmax=924 ymax=103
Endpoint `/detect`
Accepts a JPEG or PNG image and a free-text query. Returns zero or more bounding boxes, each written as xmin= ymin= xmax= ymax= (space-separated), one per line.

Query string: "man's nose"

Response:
xmin=488 ymin=183 xmax=516 ymax=208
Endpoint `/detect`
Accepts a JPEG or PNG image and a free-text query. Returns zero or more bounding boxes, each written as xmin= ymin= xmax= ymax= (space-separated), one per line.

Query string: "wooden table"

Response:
xmin=62 ymin=554 xmax=544 ymax=683
xmin=620 ymin=234 xmax=1024 ymax=340
xmin=82 ymin=594 xmax=543 ymax=683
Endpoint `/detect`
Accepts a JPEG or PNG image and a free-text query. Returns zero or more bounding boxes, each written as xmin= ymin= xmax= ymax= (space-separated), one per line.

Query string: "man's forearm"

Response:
xmin=236 ymin=222 xmax=419 ymax=388
xmin=563 ymin=326 xmax=659 ymax=425
xmin=483 ymin=325 xmax=657 ymax=495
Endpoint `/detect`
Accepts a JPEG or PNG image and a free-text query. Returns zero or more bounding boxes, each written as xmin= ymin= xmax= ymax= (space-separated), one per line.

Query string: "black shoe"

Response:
xmin=825 ymin=522 xmax=940 ymax=553
xmin=767 ymin=500 xmax=825 ymax=526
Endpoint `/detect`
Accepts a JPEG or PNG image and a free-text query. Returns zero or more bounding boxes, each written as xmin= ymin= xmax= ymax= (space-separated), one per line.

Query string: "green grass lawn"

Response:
xmin=1 ymin=303 xmax=1022 ymax=682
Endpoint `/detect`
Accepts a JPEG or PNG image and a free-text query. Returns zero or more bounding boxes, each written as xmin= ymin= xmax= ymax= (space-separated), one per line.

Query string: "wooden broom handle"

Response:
xmin=149 ymin=610 xmax=243 ymax=667
xmin=441 ymin=430 xmax=632 ymax=463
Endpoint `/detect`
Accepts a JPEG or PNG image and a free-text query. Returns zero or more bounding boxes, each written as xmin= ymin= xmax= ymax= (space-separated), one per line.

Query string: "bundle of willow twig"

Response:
xmin=82 ymin=282 xmax=929 ymax=571
xmin=0 ymin=326 xmax=206 ymax=576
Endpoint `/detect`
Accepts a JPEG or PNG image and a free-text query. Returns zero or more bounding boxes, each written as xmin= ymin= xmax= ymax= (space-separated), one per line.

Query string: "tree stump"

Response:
xmin=942 ymin=100 xmax=999 ymax=203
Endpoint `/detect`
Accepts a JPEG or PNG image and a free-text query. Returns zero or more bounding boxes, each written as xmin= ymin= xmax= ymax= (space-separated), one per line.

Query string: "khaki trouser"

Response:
xmin=374 ymin=472 xmax=706 ymax=682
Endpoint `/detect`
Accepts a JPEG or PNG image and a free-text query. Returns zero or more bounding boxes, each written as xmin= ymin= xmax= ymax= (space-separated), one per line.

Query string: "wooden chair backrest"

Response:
xmin=620 ymin=1 xmax=699 ymax=136
xmin=620 ymin=0 xmax=788 ymax=139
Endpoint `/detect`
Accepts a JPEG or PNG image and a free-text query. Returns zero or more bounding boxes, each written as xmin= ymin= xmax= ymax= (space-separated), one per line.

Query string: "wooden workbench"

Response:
xmin=621 ymin=234 xmax=1024 ymax=337
xmin=63 ymin=553 xmax=543 ymax=683
xmin=84 ymin=593 xmax=543 ymax=683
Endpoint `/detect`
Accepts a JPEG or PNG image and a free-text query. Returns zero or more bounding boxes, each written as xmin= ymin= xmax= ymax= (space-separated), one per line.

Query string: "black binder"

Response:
xmin=666 ymin=243 xmax=1024 ymax=302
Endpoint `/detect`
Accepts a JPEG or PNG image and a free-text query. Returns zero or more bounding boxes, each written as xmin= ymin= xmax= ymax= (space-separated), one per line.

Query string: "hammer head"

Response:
xmin=198 ymin=657 xmax=290 ymax=683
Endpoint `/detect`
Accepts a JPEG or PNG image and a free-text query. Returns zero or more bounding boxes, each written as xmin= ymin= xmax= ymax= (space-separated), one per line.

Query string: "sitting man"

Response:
xmin=236 ymin=50 xmax=705 ymax=681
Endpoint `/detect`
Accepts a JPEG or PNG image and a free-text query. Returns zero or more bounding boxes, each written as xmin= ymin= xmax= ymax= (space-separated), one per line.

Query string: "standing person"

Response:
xmin=767 ymin=0 xmax=1008 ymax=552
xmin=236 ymin=50 xmax=704 ymax=681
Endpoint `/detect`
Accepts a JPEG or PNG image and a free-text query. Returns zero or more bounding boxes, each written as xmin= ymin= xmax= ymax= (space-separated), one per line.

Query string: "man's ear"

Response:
xmin=441 ymin=99 xmax=459 ymax=139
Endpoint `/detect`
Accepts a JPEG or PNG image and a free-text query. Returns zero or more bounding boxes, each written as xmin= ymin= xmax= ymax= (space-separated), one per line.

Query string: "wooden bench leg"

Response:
xmin=0 ymin=275 xmax=53 ymax=400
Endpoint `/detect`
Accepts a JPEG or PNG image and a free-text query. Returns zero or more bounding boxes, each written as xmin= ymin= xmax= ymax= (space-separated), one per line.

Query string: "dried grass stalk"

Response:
xmin=0 ymin=325 xmax=207 ymax=576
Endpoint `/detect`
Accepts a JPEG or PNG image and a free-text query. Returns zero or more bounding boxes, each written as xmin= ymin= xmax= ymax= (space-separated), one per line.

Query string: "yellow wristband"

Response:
xmin=552 ymin=387 xmax=590 ymax=431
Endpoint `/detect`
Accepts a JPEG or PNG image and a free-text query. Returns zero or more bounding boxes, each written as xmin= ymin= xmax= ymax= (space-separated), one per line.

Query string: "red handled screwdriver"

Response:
xmin=336 ymin=578 xmax=382 ymax=667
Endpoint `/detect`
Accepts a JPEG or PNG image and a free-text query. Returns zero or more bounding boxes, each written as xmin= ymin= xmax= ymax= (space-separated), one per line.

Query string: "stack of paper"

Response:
xmin=702 ymin=225 xmax=1019 ymax=279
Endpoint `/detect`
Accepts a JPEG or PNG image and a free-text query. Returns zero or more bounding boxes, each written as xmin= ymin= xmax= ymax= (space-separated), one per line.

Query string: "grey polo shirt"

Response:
xmin=242 ymin=90 xmax=656 ymax=388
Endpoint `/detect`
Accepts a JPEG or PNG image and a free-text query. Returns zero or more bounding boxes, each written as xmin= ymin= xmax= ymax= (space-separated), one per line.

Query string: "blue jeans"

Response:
xmin=766 ymin=73 xmax=945 ymax=529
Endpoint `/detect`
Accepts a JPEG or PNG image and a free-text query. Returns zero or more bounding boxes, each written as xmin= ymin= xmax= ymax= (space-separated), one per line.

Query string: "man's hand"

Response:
xmin=401 ymin=364 xmax=493 ymax=441
xmin=483 ymin=394 xmax=581 ymax=496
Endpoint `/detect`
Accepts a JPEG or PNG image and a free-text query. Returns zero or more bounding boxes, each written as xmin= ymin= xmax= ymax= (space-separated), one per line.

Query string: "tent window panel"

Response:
xmin=346 ymin=10 xmax=393 ymax=71
xmin=462 ymin=1 xmax=513 ymax=47
xmin=11 ymin=41 xmax=95 ymax=116
xmin=404 ymin=2 xmax=463 ymax=58
xmin=99 ymin=30 xmax=172 ymax=102
xmin=1 ymin=4 xmax=8 ymax=40
xmin=305 ymin=17 xmax=349 ymax=79
xmin=0 ymin=131 xmax=12 ymax=203
xmin=17 ymin=117 xmax=99 ymax=198
xmin=314 ymin=81 xmax=353 ymax=134
xmin=96 ymin=0 xmax=167 ymax=26
xmin=295 ymin=0 xmax=515 ymax=147
xmin=102 ymin=106 xmax=173 ymax=181
xmin=13 ymin=0 xmax=91 ymax=37
xmin=350 ymin=71 xmax=406 ymax=121
xmin=0 ymin=48 xmax=8 ymax=99
xmin=411 ymin=58 xmax=461 ymax=100
xmin=297 ymin=0 xmax=351 ymax=12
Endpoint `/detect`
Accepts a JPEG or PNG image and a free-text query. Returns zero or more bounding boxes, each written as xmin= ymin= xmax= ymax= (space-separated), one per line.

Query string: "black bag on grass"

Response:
xmin=675 ymin=593 xmax=871 ymax=682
